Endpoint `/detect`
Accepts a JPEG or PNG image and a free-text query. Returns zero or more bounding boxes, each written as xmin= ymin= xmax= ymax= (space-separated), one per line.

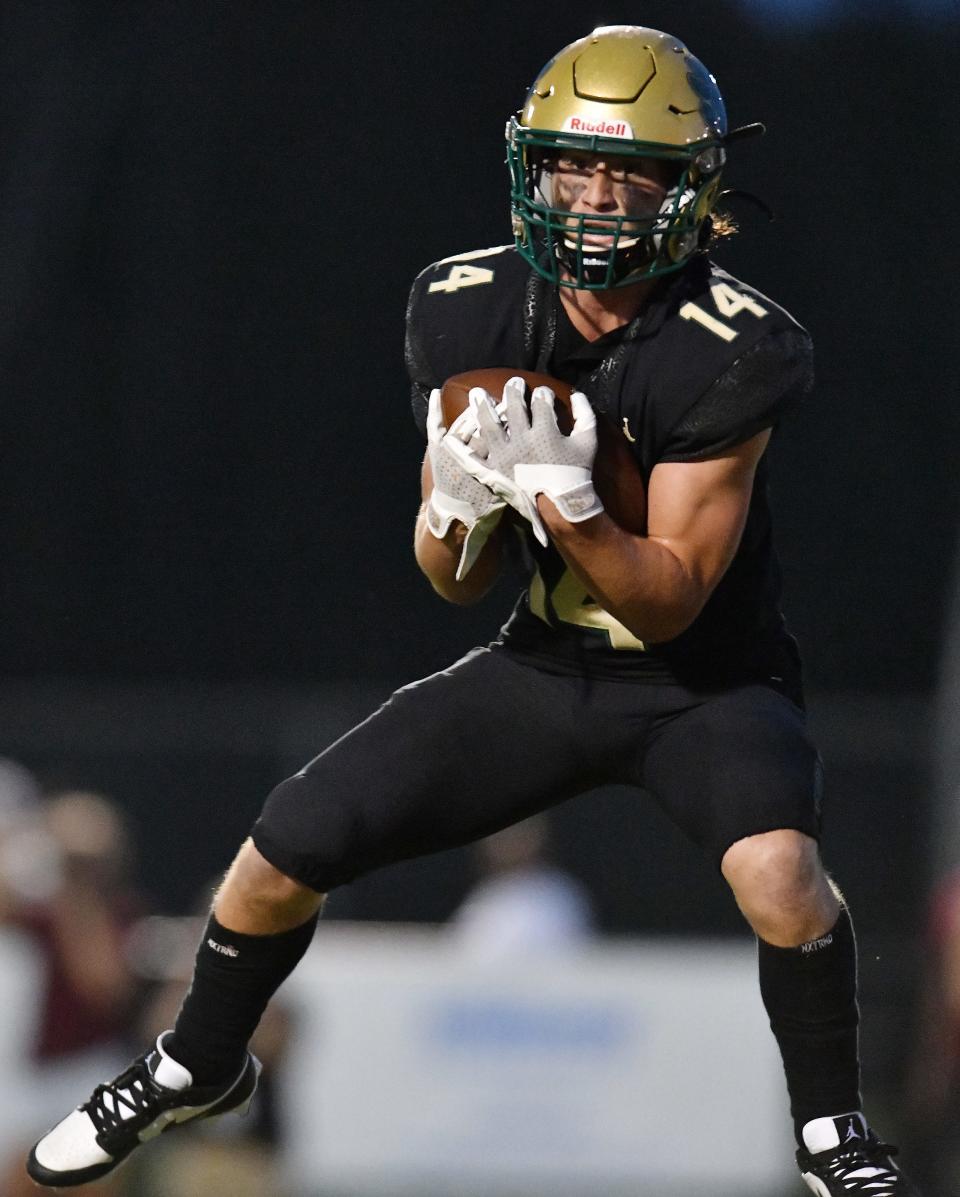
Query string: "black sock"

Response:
xmin=757 ymin=905 xmax=861 ymax=1144
xmin=166 ymin=911 xmax=319 ymax=1085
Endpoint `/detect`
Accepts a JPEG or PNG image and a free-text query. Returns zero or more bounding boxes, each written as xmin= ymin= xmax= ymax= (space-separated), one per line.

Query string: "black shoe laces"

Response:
xmin=808 ymin=1140 xmax=904 ymax=1195
xmin=81 ymin=1057 xmax=170 ymax=1148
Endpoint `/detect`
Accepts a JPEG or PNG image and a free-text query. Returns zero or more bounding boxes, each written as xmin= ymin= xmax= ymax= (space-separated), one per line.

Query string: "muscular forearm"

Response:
xmin=413 ymin=506 xmax=502 ymax=604
xmin=535 ymin=433 xmax=766 ymax=641
xmin=538 ymin=499 xmax=706 ymax=643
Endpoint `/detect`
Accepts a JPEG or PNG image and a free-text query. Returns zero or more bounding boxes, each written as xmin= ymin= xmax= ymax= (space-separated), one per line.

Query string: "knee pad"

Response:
xmin=250 ymin=772 xmax=372 ymax=893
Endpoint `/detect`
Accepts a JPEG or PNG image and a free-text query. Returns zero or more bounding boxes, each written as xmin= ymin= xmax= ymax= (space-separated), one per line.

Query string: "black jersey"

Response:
xmin=405 ymin=245 xmax=812 ymax=687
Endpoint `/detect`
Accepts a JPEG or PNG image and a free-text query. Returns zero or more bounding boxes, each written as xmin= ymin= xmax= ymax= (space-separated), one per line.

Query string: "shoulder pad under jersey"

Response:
xmin=405 ymin=245 xmax=531 ymax=392
xmin=623 ymin=260 xmax=812 ymax=462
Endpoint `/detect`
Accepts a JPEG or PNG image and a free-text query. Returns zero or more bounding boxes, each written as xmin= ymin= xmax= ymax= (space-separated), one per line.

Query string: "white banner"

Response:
xmin=279 ymin=926 xmax=791 ymax=1195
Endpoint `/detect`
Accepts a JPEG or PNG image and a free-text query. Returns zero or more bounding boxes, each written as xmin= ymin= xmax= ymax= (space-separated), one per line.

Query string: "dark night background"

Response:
xmin=0 ymin=0 xmax=956 ymax=1120
xmin=2 ymin=0 xmax=957 ymax=687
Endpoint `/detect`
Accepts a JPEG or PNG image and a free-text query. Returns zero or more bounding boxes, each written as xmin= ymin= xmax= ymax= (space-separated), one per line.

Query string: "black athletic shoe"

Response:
xmin=797 ymin=1113 xmax=920 ymax=1196
xmin=26 ymin=1032 xmax=261 ymax=1188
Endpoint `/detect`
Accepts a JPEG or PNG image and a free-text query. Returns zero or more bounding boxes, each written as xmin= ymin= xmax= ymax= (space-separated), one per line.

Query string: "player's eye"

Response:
xmin=553 ymin=155 xmax=593 ymax=175
xmin=607 ymin=162 xmax=663 ymax=186
xmin=549 ymin=156 xmax=656 ymax=187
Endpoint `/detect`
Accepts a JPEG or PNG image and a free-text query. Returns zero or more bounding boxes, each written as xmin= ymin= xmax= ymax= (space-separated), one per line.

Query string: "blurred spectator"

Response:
xmin=449 ymin=815 xmax=595 ymax=961
xmin=0 ymin=757 xmax=41 ymax=835
xmin=0 ymin=789 xmax=144 ymax=1197
xmin=0 ymin=759 xmax=46 ymax=1167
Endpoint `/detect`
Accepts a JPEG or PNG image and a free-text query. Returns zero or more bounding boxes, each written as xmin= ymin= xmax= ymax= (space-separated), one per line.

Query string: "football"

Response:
xmin=440 ymin=368 xmax=647 ymax=535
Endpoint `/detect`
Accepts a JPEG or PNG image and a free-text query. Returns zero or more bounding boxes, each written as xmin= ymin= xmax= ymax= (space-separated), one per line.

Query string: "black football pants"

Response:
xmin=251 ymin=645 xmax=821 ymax=893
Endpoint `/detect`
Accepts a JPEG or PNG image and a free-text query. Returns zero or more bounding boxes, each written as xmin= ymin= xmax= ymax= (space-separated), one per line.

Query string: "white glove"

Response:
xmin=424 ymin=389 xmax=506 ymax=580
xmin=451 ymin=376 xmax=603 ymax=526
xmin=442 ymin=381 xmax=549 ymax=546
xmin=513 ymin=385 xmax=603 ymax=522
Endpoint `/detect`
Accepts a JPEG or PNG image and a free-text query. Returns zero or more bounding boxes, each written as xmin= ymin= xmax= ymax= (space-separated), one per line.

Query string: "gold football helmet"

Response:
xmin=507 ymin=25 xmax=737 ymax=288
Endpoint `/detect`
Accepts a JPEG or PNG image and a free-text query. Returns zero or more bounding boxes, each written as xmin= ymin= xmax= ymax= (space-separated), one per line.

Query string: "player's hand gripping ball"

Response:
xmin=440 ymin=368 xmax=647 ymax=535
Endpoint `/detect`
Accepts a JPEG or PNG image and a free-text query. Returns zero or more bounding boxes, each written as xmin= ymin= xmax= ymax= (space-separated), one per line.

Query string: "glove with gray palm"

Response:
xmin=448 ymin=376 xmax=603 ymax=529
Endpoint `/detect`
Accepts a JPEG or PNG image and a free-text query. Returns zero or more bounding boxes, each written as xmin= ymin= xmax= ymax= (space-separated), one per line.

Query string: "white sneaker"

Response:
xmin=797 ymin=1112 xmax=919 ymax=1196
xmin=27 ymin=1032 xmax=260 ymax=1188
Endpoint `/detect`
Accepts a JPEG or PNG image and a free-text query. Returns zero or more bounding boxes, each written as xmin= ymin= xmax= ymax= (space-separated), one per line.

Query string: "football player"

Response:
xmin=28 ymin=25 xmax=918 ymax=1195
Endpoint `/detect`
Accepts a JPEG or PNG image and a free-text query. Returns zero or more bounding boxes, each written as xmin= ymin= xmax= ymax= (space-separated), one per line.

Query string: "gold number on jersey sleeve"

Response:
xmin=530 ymin=566 xmax=646 ymax=651
xmin=679 ymin=282 xmax=768 ymax=342
xmin=679 ymin=301 xmax=737 ymax=341
xmin=709 ymin=281 xmax=768 ymax=320
xmin=428 ymin=264 xmax=495 ymax=294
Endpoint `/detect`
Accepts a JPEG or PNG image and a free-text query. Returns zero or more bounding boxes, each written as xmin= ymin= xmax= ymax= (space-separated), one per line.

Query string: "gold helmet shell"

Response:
xmin=522 ymin=25 xmax=726 ymax=151
xmin=507 ymin=26 xmax=731 ymax=288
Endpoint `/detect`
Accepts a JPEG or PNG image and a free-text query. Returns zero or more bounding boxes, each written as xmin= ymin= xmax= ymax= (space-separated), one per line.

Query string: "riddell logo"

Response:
xmin=562 ymin=116 xmax=634 ymax=139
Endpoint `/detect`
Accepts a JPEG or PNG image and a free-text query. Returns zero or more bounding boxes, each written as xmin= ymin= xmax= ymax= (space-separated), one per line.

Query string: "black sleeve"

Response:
xmin=659 ymin=327 xmax=814 ymax=462
xmin=404 ymin=280 xmax=433 ymax=439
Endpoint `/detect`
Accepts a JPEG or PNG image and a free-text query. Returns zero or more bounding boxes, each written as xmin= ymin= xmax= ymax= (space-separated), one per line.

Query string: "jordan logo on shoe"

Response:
xmin=842 ymin=1118 xmax=862 ymax=1143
